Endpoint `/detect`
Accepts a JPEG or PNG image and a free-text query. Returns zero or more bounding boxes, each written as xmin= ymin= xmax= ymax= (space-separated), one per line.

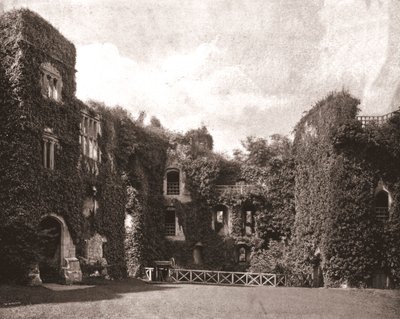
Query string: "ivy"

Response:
xmin=292 ymin=91 xmax=400 ymax=287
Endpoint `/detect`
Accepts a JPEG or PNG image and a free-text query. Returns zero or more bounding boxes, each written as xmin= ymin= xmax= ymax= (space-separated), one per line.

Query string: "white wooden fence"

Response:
xmin=144 ymin=267 xmax=286 ymax=287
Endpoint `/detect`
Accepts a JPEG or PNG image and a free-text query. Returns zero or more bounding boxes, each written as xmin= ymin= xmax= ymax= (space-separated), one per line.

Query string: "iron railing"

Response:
xmin=166 ymin=182 xmax=180 ymax=195
xmin=356 ymin=111 xmax=398 ymax=127
xmin=215 ymin=185 xmax=261 ymax=194
xmin=164 ymin=223 xmax=176 ymax=236
xmin=375 ymin=207 xmax=389 ymax=222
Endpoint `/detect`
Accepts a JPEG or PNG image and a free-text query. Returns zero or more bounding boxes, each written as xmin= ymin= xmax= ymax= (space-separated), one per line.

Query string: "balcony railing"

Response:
xmin=375 ymin=207 xmax=389 ymax=222
xmin=215 ymin=184 xmax=262 ymax=194
xmin=166 ymin=182 xmax=180 ymax=195
xmin=356 ymin=111 xmax=398 ymax=127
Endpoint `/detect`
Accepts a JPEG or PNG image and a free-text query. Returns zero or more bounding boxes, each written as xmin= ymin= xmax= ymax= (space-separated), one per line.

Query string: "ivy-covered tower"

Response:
xmin=0 ymin=9 xmax=85 ymax=284
xmin=293 ymin=91 xmax=400 ymax=288
xmin=0 ymin=9 xmax=118 ymax=284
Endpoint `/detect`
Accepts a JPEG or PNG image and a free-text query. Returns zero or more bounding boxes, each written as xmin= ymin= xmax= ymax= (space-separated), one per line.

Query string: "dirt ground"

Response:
xmin=0 ymin=279 xmax=399 ymax=319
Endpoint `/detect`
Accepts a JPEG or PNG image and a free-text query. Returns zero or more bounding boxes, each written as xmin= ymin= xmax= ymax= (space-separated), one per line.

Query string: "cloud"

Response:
xmin=76 ymin=40 xmax=292 ymax=152
xmin=11 ymin=0 xmax=398 ymax=152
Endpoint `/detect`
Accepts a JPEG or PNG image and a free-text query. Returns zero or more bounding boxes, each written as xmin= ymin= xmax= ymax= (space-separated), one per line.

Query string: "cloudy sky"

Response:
xmin=3 ymin=0 xmax=400 ymax=153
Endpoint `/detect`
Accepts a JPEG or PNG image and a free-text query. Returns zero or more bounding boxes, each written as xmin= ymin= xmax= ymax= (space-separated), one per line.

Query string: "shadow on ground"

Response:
xmin=0 ymin=278 xmax=177 ymax=307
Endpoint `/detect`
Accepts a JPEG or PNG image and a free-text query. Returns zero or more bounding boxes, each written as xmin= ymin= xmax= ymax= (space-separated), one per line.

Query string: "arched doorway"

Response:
xmin=37 ymin=214 xmax=82 ymax=284
xmin=38 ymin=216 xmax=62 ymax=282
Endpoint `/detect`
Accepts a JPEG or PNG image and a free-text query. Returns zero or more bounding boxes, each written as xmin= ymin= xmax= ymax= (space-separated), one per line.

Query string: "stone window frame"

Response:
xmin=80 ymin=110 xmax=101 ymax=162
xmin=40 ymin=62 xmax=63 ymax=102
xmin=42 ymin=128 xmax=59 ymax=170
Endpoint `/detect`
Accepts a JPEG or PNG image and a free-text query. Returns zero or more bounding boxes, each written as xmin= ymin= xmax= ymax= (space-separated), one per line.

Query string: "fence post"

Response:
xmin=274 ymin=274 xmax=276 ymax=287
xmin=190 ymin=270 xmax=192 ymax=282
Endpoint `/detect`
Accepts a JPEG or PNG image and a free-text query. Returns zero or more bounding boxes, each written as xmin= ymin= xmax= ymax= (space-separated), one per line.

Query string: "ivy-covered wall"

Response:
xmin=0 ymin=10 xmax=169 ymax=282
xmin=0 ymin=9 xmax=84 ymax=282
xmin=161 ymin=130 xmax=294 ymax=272
xmin=293 ymin=91 xmax=400 ymax=287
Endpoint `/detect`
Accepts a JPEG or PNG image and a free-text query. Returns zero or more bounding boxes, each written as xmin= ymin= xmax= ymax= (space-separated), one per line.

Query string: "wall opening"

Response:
xmin=212 ymin=204 xmax=229 ymax=236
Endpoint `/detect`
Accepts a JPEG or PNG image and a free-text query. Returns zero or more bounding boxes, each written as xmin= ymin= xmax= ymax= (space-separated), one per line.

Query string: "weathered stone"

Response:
xmin=84 ymin=233 xmax=107 ymax=262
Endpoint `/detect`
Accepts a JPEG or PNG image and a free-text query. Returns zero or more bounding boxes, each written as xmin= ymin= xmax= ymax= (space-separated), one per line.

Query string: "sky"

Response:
xmin=3 ymin=0 xmax=400 ymax=153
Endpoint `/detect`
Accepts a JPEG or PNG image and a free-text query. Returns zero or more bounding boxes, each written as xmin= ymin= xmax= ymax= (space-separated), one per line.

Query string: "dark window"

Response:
xmin=42 ymin=130 xmax=58 ymax=170
xmin=166 ymin=170 xmax=180 ymax=195
xmin=165 ymin=208 xmax=176 ymax=236
xmin=375 ymin=191 xmax=389 ymax=222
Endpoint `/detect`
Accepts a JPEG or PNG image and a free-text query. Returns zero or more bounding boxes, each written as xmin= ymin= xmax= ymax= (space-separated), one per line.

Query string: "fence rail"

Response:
xmin=144 ymin=267 xmax=286 ymax=287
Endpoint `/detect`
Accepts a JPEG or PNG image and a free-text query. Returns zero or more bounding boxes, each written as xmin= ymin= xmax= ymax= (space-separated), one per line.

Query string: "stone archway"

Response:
xmin=38 ymin=214 xmax=82 ymax=284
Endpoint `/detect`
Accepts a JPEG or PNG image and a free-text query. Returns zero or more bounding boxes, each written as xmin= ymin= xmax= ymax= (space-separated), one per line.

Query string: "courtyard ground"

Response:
xmin=0 ymin=279 xmax=399 ymax=319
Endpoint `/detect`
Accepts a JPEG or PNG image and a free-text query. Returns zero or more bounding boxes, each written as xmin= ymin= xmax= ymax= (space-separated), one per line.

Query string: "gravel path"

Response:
xmin=1 ymin=279 xmax=399 ymax=319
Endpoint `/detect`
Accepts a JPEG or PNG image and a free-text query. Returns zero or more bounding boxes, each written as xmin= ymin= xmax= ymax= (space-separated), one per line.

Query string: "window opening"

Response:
xmin=40 ymin=63 xmax=62 ymax=102
xmin=42 ymin=129 xmax=58 ymax=170
xmin=166 ymin=170 xmax=180 ymax=195
xmin=243 ymin=210 xmax=255 ymax=235
xmin=165 ymin=208 xmax=176 ymax=236
xmin=375 ymin=191 xmax=389 ymax=222
xmin=80 ymin=112 xmax=101 ymax=162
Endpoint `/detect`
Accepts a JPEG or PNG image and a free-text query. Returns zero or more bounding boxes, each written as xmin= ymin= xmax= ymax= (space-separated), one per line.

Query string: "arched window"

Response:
xmin=375 ymin=190 xmax=389 ymax=222
xmin=166 ymin=170 xmax=180 ymax=195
